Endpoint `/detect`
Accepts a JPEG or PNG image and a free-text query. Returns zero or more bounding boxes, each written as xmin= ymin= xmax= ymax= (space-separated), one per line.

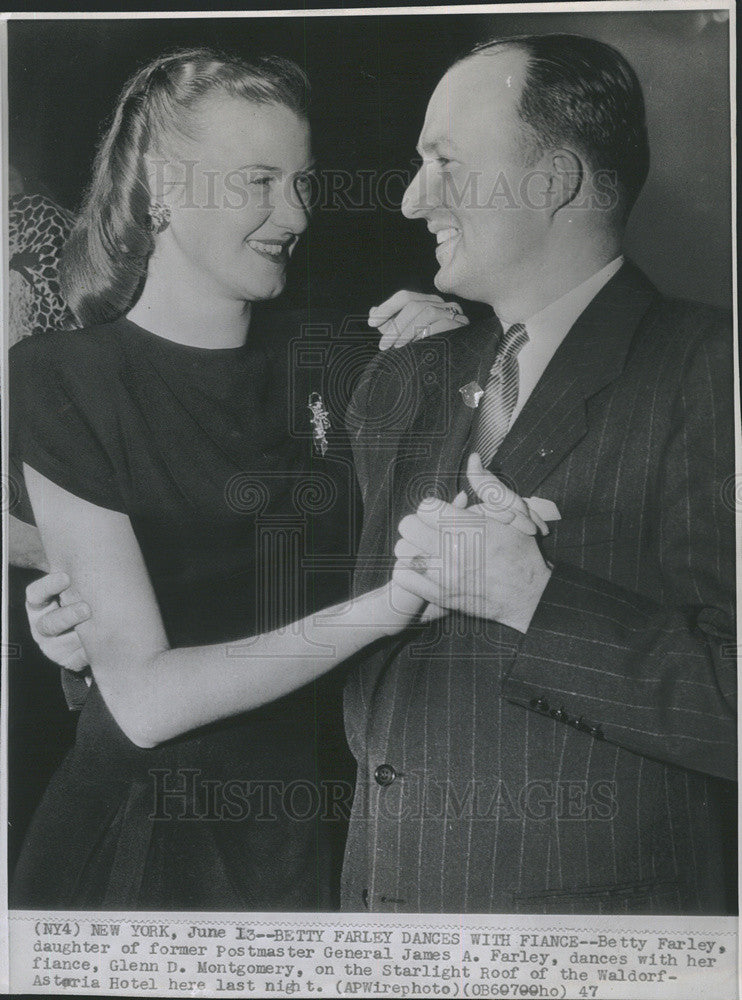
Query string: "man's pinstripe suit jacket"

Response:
xmin=341 ymin=261 xmax=736 ymax=915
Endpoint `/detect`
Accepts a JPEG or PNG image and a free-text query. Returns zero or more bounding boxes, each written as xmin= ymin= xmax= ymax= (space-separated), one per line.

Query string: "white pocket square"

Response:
xmin=524 ymin=496 xmax=561 ymax=522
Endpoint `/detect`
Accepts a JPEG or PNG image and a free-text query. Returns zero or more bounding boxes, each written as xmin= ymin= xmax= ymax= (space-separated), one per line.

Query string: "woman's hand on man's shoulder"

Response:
xmin=367 ymin=290 xmax=469 ymax=350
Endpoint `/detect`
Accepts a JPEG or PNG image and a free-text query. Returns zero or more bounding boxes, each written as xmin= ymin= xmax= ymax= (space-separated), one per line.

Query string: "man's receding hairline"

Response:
xmin=446 ymin=44 xmax=531 ymax=119
xmin=451 ymin=41 xmax=530 ymax=77
xmin=442 ymin=43 xmax=533 ymax=157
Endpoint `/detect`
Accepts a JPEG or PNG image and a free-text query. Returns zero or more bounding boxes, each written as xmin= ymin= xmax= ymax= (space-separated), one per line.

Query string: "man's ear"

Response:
xmin=546 ymin=148 xmax=583 ymax=215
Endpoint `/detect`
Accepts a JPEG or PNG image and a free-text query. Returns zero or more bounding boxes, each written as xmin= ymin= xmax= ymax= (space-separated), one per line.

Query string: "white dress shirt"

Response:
xmin=508 ymin=255 xmax=624 ymax=426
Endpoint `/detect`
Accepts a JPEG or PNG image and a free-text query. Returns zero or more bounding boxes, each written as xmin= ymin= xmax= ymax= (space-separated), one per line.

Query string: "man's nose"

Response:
xmin=401 ymin=166 xmax=434 ymax=219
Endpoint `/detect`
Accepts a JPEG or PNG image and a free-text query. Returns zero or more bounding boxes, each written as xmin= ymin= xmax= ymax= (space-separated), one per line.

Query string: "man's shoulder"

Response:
xmin=352 ymin=325 xmax=474 ymax=402
xmin=347 ymin=332 xmax=451 ymax=435
xmin=592 ymin=260 xmax=731 ymax=358
xmin=636 ymin=292 xmax=732 ymax=370
xmin=649 ymin=294 xmax=731 ymax=333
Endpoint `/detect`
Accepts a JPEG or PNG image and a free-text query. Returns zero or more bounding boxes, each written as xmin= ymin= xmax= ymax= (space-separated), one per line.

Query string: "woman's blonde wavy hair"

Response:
xmin=60 ymin=47 xmax=309 ymax=326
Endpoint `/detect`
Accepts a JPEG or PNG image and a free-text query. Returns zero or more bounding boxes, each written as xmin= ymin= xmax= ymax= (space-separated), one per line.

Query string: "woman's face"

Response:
xmin=153 ymin=95 xmax=312 ymax=303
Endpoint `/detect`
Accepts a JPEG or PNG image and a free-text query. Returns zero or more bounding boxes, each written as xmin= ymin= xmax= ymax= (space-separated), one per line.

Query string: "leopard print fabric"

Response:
xmin=9 ymin=193 xmax=76 ymax=346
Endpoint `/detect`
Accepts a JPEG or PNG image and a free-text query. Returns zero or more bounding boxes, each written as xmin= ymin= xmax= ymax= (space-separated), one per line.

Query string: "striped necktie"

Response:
xmin=473 ymin=322 xmax=529 ymax=467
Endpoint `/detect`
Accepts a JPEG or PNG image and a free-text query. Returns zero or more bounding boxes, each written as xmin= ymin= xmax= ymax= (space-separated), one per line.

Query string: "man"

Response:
xmin=21 ymin=33 xmax=736 ymax=916
xmin=341 ymin=33 xmax=735 ymax=914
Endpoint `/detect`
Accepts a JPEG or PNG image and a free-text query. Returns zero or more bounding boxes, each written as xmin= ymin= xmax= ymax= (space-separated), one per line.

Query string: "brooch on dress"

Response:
xmin=308 ymin=392 xmax=331 ymax=456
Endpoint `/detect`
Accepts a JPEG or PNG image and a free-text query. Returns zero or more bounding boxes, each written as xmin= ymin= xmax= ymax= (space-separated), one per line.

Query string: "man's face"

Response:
xmin=402 ymin=49 xmax=547 ymax=309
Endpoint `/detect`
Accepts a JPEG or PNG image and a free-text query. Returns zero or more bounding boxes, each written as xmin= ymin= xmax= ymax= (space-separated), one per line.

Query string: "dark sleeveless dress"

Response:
xmin=9 ymin=310 xmax=364 ymax=910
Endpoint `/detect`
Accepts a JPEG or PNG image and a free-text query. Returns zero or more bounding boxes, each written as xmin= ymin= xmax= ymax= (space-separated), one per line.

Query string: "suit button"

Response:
xmin=590 ymin=725 xmax=604 ymax=740
xmin=550 ymin=707 xmax=568 ymax=722
xmin=374 ymin=764 xmax=397 ymax=786
xmin=530 ymin=697 xmax=549 ymax=713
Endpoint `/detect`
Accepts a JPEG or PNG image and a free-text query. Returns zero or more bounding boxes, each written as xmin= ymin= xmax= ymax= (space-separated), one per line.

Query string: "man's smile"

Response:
xmin=433 ymin=226 xmax=461 ymax=262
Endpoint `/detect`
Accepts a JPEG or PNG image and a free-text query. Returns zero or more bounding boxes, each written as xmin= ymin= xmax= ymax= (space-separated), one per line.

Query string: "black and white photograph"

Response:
xmin=2 ymin=4 xmax=738 ymax=997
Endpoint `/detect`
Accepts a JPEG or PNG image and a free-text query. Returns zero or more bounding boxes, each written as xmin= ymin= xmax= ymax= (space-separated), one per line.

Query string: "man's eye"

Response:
xmin=250 ymin=176 xmax=274 ymax=187
xmin=437 ymin=157 xmax=453 ymax=168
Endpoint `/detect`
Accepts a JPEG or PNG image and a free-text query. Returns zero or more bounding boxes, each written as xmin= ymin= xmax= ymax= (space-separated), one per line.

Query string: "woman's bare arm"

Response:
xmin=25 ymin=464 xmax=419 ymax=749
xmin=9 ymin=514 xmax=49 ymax=571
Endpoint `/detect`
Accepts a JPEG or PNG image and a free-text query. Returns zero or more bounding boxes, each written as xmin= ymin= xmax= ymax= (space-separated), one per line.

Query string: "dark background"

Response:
xmin=7 ymin=10 xmax=735 ymax=901
xmin=9 ymin=9 xmax=732 ymax=315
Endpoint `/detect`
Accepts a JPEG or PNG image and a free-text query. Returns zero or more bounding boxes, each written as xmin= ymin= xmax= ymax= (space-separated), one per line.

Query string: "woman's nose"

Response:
xmin=272 ymin=177 xmax=310 ymax=233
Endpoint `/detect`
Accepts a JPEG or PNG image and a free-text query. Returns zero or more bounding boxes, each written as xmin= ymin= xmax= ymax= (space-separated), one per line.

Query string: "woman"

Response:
xmin=9 ymin=48 xmax=467 ymax=910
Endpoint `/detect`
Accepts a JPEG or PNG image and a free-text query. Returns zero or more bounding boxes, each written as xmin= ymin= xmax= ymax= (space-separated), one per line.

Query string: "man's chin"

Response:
xmin=433 ymin=267 xmax=459 ymax=296
xmin=434 ymin=264 xmax=488 ymax=305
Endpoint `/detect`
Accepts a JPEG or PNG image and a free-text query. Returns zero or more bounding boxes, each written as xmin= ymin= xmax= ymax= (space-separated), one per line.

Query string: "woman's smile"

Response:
xmin=245 ymin=235 xmax=296 ymax=264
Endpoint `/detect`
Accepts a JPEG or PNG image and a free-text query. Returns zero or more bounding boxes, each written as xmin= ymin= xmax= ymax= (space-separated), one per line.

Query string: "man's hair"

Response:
xmin=458 ymin=33 xmax=650 ymax=215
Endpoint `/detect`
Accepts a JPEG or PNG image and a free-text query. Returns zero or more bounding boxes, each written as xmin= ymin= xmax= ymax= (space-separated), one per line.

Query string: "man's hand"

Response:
xmin=392 ymin=453 xmax=553 ymax=633
xmin=368 ymin=290 xmax=469 ymax=350
xmin=25 ymin=572 xmax=91 ymax=672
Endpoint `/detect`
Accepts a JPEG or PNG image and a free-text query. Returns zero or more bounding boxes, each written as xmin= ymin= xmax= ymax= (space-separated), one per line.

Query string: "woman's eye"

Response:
xmin=294 ymin=174 xmax=316 ymax=205
xmin=250 ymin=176 xmax=274 ymax=187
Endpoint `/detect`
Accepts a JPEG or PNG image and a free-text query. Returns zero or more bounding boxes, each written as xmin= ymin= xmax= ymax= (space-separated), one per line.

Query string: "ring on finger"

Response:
xmin=445 ymin=305 xmax=460 ymax=321
xmin=410 ymin=554 xmax=428 ymax=575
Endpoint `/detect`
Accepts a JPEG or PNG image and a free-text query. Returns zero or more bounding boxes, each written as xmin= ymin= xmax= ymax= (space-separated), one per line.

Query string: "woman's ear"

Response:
xmin=546 ymin=147 xmax=584 ymax=216
xmin=143 ymin=149 xmax=194 ymax=215
xmin=143 ymin=151 xmax=165 ymax=204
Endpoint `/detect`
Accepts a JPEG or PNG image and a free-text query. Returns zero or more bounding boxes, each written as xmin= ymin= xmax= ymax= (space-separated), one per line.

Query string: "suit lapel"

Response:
xmin=494 ymin=261 xmax=660 ymax=497
xmin=406 ymin=314 xmax=502 ymax=502
xmin=354 ymin=318 xmax=501 ymax=592
xmin=367 ymin=261 xmax=658 ymax=534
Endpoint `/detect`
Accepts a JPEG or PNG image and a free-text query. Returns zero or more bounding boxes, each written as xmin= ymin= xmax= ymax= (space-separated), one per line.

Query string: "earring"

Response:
xmin=146 ymin=202 xmax=171 ymax=234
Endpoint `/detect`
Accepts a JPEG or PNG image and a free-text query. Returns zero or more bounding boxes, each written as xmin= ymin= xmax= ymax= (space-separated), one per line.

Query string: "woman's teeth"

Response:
xmin=247 ymin=239 xmax=287 ymax=259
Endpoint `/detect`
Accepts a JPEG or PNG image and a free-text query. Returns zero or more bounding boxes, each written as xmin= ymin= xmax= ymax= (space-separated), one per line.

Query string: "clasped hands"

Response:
xmin=392 ymin=453 xmax=553 ymax=634
xmin=24 ymin=453 xmax=552 ymax=666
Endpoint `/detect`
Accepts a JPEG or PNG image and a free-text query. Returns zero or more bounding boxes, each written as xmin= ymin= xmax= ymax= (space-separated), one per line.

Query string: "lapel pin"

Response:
xmin=538 ymin=447 xmax=553 ymax=460
xmin=459 ymin=381 xmax=484 ymax=408
xmin=308 ymin=392 xmax=331 ymax=456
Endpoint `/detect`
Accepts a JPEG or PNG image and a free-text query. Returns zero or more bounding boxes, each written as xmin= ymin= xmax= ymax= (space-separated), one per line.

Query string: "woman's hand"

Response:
xmin=390 ymin=456 xmax=552 ymax=631
xmin=25 ymin=571 xmax=91 ymax=672
xmin=390 ymin=489 xmax=469 ymax=626
xmin=368 ymin=290 xmax=469 ymax=350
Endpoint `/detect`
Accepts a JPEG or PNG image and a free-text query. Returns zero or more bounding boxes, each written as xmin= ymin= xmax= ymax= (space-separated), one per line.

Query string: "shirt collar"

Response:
xmin=520 ymin=255 xmax=625 ymax=345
